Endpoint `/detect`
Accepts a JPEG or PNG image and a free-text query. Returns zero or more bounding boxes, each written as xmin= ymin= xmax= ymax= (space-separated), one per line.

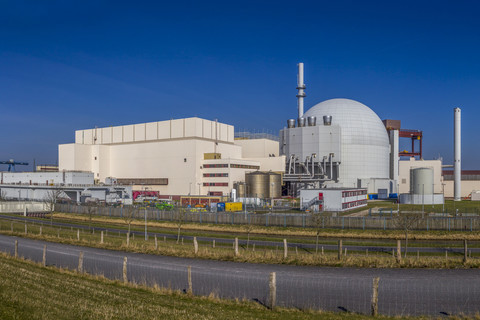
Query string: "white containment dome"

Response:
xmin=303 ymin=98 xmax=390 ymax=187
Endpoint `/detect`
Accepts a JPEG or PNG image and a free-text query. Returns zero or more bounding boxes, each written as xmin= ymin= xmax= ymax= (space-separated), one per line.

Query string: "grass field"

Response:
xmin=0 ymin=251 xmax=427 ymax=320
xmin=1 ymin=217 xmax=479 ymax=269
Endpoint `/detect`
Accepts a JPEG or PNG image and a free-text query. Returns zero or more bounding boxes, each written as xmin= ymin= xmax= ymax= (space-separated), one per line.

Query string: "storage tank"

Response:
xmin=234 ymin=182 xmax=247 ymax=198
xmin=410 ymin=167 xmax=434 ymax=195
xmin=268 ymin=172 xmax=282 ymax=198
xmin=246 ymin=172 xmax=269 ymax=198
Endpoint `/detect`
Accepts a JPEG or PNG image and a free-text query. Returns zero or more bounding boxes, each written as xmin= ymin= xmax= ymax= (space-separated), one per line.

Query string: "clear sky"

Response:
xmin=1 ymin=0 xmax=479 ymax=169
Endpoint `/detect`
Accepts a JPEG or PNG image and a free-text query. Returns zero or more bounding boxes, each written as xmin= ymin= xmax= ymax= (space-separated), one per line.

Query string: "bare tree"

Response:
xmin=244 ymin=215 xmax=254 ymax=249
xmin=122 ymin=205 xmax=136 ymax=241
xmin=311 ymin=211 xmax=323 ymax=254
xmin=85 ymin=201 xmax=97 ymax=232
xmin=393 ymin=211 xmax=424 ymax=257
xmin=175 ymin=208 xmax=188 ymax=244
xmin=0 ymin=190 xmax=7 ymax=202
xmin=43 ymin=189 xmax=63 ymax=225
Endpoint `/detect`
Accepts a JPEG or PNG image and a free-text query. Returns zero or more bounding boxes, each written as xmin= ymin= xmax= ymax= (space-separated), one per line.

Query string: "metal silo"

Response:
xmin=246 ymin=172 xmax=269 ymax=198
xmin=234 ymin=182 xmax=247 ymax=198
xmin=268 ymin=172 xmax=282 ymax=198
xmin=410 ymin=167 xmax=434 ymax=195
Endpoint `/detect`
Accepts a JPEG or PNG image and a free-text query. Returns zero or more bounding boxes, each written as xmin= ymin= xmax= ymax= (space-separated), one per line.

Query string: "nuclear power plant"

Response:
xmin=0 ymin=63 xmax=474 ymax=209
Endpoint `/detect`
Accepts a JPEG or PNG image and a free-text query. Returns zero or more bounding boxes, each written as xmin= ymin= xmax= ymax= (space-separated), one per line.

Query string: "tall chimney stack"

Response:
xmin=296 ymin=63 xmax=306 ymax=119
xmin=454 ymin=107 xmax=461 ymax=201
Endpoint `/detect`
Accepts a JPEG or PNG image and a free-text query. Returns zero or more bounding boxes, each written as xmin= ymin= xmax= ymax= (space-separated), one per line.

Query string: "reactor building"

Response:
xmin=280 ymin=63 xmax=395 ymax=199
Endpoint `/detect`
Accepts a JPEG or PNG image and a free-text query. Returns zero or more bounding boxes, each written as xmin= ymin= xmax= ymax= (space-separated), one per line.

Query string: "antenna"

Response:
xmin=296 ymin=63 xmax=306 ymax=119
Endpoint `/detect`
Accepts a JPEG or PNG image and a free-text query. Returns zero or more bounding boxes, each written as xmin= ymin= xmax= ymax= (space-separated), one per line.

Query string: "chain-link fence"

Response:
xmin=57 ymin=203 xmax=480 ymax=231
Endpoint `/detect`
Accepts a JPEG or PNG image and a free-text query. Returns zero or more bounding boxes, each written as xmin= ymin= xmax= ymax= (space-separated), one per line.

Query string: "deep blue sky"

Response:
xmin=1 ymin=0 xmax=479 ymax=169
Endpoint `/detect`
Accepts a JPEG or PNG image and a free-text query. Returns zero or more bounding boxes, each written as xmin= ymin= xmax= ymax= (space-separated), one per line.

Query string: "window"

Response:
xmin=203 ymin=173 xmax=228 ymax=177
xmin=230 ymin=164 xmax=260 ymax=169
xmin=203 ymin=164 xmax=228 ymax=168
xmin=203 ymin=182 xmax=228 ymax=187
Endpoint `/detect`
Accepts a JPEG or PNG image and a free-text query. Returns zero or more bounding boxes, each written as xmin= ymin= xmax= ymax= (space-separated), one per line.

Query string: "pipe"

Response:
xmin=329 ymin=154 xmax=333 ymax=180
xmin=454 ymin=107 xmax=461 ymax=201
xmin=296 ymin=63 xmax=306 ymax=119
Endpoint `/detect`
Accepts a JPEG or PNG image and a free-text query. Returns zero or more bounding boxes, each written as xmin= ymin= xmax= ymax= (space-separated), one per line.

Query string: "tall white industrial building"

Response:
xmin=59 ymin=117 xmax=284 ymax=196
xmin=280 ymin=63 xmax=395 ymax=197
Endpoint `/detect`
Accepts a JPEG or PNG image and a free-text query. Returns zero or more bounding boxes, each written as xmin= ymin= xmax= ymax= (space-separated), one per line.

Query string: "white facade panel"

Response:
xmin=75 ymin=130 xmax=83 ymax=144
xmin=123 ymin=125 xmax=134 ymax=142
xmin=145 ymin=122 xmax=158 ymax=140
xmin=158 ymin=121 xmax=170 ymax=139
xmin=203 ymin=120 xmax=212 ymax=139
xmin=102 ymin=127 xmax=112 ymax=144
xmin=171 ymin=119 xmax=184 ymax=138
xmin=83 ymin=129 xmax=94 ymax=145
xmin=112 ymin=126 xmax=123 ymax=143
xmin=134 ymin=123 xmax=146 ymax=141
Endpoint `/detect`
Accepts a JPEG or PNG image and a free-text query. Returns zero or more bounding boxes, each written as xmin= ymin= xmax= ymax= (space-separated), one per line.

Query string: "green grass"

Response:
xmin=0 ymin=252 xmax=427 ymax=320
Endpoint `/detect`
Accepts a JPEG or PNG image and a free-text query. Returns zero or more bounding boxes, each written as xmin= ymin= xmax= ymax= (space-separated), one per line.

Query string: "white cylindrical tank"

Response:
xmin=454 ymin=108 xmax=461 ymax=201
xmin=410 ymin=167 xmax=434 ymax=195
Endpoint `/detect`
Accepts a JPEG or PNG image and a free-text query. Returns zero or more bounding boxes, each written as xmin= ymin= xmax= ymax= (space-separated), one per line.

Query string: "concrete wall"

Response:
xmin=398 ymin=158 xmax=443 ymax=194
xmin=444 ymin=180 xmax=480 ymax=198
xmin=75 ymin=118 xmax=234 ymax=145
xmin=234 ymin=139 xmax=280 ymax=158
xmin=0 ymin=172 xmax=93 ymax=185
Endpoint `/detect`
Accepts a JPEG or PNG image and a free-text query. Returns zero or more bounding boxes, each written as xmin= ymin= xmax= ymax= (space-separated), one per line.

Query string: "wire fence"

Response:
xmin=57 ymin=203 xmax=480 ymax=231
xmin=1 ymin=231 xmax=480 ymax=317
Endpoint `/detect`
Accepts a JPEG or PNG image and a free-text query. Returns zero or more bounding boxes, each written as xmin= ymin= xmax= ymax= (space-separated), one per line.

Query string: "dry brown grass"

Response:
xmin=2 ymin=219 xmax=480 ymax=269
xmin=54 ymin=212 xmax=480 ymax=241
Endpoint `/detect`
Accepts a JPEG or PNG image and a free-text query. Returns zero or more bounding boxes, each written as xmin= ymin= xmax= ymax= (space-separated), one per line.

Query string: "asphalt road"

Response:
xmin=0 ymin=234 xmax=479 ymax=316
xmin=1 ymin=214 xmax=478 ymax=255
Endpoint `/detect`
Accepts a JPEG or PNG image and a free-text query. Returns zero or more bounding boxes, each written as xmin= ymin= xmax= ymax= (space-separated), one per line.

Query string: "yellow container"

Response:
xmin=225 ymin=202 xmax=243 ymax=212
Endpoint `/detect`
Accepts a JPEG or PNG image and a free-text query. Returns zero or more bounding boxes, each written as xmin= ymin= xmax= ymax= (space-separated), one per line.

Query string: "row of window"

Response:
xmin=230 ymin=164 xmax=260 ymax=169
xmin=203 ymin=182 xmax=229 ymax=187
xmin=203 ymin=164 xmax=228 ymax=168
xmin=203 ymin=173 xmax=229 ymax=177
xmin=342 ymin=190 xmax=367 ymax=197
xmin=203 ymin=163 xmax=260 ymax=170
xmin=342 ymin=199 xmax=367 ymax=209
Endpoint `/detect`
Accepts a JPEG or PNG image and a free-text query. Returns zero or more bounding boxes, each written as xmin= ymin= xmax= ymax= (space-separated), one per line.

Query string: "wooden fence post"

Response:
xmin=39 ymin=226 xmax=42 ymax=236
xmin=234 ymin=237 xmax=239 ymax=257
xmin=155 ymin=235 xmax=158 ymax=250
xmin=100 ymin=231 xmax=104 ymax=244
xmin=283 ymin=239 xmax=288 ymax=259
xmin=78 ymin=251 xmax=84 ymax=273
xmin=193 ymin=237 xmax=198 ymax=255
xmin=371 ymin=277 xmax=380 ymax=316
xmin=77 ymin=229 xmax=80 ymax=241
xmin=396 ymin=240 xmax=402 ymax=263
xmin=163 ymin=236 xmax=166 ymax=242
xmin=126 ymin=232 xmax=130 ymax=247
xmin=269 ymin=272 xmax=277 ymax=309
xmin=24 ymin=223 xmax=27 ymax=235
xmin=42 ymin=245 xmax=47 ymax=267
xmin=463 ymin=239 xmax=468 ymax=263
xmin=212 ymin=239 xmax=215 ymax=248
xmin=338 ymin=240 xmax=342 ymax=260
xmin=187 ymin=266 xmax=193 ymax=294
xmin=14 ymin=240 xmax=18 ymax=258
xmin=252 ymin=243 xmax=255 ymax=252
xmin=123 ymin=257 xmax=128 ymax=283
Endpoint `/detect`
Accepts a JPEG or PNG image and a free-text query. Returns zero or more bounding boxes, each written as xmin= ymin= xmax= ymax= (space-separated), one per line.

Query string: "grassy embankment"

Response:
xmin=2 ymin=217 xmax=480 ymax=269
xmin=0 ymin=251 xmax=415 ymax=320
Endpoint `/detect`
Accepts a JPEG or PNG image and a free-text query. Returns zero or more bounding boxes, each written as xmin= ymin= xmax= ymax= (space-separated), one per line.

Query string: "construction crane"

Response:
xmin=0 ymin=159 xmax=29 ymax=172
